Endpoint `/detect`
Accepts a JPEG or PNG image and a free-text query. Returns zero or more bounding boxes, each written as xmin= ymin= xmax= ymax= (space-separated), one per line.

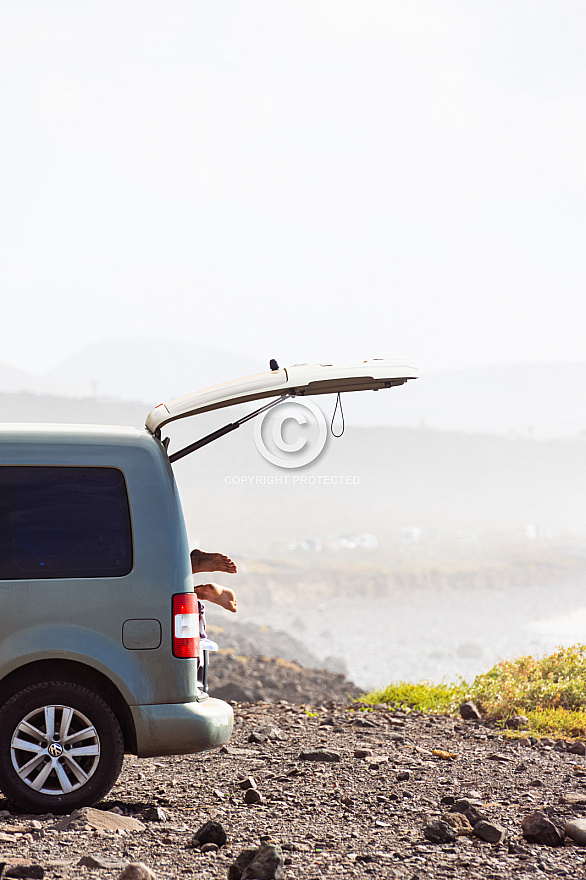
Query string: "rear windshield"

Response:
xmin=0 ymin=467 xmax=133 ymax=579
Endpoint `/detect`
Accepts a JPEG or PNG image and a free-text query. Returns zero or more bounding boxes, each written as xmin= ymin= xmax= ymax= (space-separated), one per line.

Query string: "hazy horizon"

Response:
xmin=3 ymin=337 xmax=586 ymax=438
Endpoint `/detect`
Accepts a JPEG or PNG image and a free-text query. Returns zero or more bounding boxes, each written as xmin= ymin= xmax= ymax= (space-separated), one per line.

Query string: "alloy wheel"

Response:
xmin=10 ymin=704 xmax=101 ymax=795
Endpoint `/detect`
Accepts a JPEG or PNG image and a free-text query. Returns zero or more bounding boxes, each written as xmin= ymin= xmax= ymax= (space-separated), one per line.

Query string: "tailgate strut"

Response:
xmin=167 ymin=393 xmax=293 ymax=464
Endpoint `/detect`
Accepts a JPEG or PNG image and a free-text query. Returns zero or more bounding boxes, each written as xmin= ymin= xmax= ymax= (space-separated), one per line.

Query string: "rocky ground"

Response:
xmin=2 ymin=660 xmax=586 ymax=879
xmin=209 ymin=651 xmax=360 ymax=705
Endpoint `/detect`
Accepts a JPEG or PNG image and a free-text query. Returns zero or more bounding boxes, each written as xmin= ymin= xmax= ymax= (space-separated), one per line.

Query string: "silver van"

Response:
xmin=0 ymin=360 xmax=416 ymax=813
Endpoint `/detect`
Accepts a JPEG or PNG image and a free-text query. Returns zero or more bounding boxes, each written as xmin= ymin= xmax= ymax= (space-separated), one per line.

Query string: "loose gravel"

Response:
xmin=2 ymin=668 xmax=586 ymax=878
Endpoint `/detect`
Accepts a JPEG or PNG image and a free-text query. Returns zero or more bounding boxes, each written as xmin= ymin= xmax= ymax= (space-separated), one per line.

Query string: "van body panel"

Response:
xmin=0 ymin=424 xmax=232 ymax=770
xmin=130 ymin=699 xmax=234 ymax=758
xmin=0 ymin=626 xmax=195 ymax=706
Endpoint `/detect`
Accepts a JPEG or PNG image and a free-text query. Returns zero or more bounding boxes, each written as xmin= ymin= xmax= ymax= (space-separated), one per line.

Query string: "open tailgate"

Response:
xmin=146 ymin=359 xmax=418 ymax=434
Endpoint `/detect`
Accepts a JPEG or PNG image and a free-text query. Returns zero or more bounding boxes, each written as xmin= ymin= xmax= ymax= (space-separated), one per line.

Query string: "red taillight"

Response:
xmin=172 ymin=593 xmax=199 ymax=659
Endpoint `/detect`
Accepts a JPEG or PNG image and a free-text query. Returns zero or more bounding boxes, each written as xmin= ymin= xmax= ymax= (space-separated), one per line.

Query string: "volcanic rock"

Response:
xmin=521 ymin=810 xmax=565 ymax=846
xmin=505 ymin=714 xmax=529 ymax=730
xmin=229 ymin=844 xmax=284 ymax=880
xmin=560 ymin=791 xmax=586 ymax=806
xmin=459 ymin=701 xmax=482 ymax=721
xmin=449 ymin=799 xmax=487 ymax=826
xmin=564 ymin=818 xmax=586 ymax=846
xmin=424 ymin=819 xmax=458 ymax=844
xmin=244 ymin=844 xmax=284 ymax=880
xmin=4 ymin=867 xmax=44 ymax=879
xmin=443 ymin=812 xmax=473 ymax=835
xmin=78 ymin=855 xmax=127 ymax=869
xmin=298 ymin=749 xmax=341 ymax=762
xmin=52 ymin=808 xmax=145 ymax=833
xmin=474 ymin=820 xmax=505 ymax=843
xmin=118 ymin=865 xmax=156 ymax=880
xmin=192 ymin=820 xmax=227 ymax=847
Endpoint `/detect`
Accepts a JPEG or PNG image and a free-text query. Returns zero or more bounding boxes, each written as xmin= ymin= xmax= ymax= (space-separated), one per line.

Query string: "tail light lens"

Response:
xmin=172 ymin=593 xmax=199 ymax=659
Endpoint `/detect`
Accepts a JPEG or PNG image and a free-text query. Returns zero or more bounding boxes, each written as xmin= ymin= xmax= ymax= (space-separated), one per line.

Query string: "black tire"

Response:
xmin=0 ymin=681 xmax=124 ymax=814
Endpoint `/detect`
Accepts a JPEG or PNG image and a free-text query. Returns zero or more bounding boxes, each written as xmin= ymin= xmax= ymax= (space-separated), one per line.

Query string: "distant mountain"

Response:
xmin=0 ymin=392 xmax=147 ymax=429
xmin=45 ymin=337 xmax=264 ymax=406
xmin=0 ymin=361 xmax=84 ymax=397
xmin=6 ymin=340 xmax=586 ymax=438
xmin=340 ymin=362 xmax=586 ymax=439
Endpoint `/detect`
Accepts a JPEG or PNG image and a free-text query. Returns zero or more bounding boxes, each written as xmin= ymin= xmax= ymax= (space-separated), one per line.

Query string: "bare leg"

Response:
xmin=190 ymin=549 xmax=237 ymax=574
xmin=194 ymin=582 xmax=238 ymax=613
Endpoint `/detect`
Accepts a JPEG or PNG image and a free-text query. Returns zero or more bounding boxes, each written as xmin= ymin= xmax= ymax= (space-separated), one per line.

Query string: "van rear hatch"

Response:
xmin=146 ymin=359 xmax=418 ymax=434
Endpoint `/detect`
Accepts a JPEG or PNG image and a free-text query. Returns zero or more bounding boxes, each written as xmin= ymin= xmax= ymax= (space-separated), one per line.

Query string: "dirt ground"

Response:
xmin=1 ymin=658 xmax=586 ymax=879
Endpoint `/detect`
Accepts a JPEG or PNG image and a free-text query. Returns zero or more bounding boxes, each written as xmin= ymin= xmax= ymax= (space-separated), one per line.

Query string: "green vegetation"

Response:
xmin=361 ymin=645 xmax=586 ymax=738
xmin=362 ymin=681 xmax=465 ymax=715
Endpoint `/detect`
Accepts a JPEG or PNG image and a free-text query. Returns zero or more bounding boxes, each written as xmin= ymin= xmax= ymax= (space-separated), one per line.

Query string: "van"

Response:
xmin=0 ymin=359 xmax=416 ymax=813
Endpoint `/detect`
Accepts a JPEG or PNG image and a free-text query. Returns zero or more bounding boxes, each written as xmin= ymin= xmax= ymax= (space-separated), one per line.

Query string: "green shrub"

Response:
xmin=361 ymin=645 xmax=586 ymax=737
xmin=469 ymin=645 xmax=586 ymax=717
xmin=361 ymin=681 xmax=466 ymax=714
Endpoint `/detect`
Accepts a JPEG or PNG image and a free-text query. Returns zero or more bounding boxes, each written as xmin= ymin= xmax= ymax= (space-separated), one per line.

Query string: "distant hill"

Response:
xmin=0 ymin=361 xmax=85 ymax=397
xmin=41 ymin=345 xmax=586 ymax=437
xmin=44 ymin=337 xmax=263 ymax=406
xmin=341 ymin=361 xmax=586 ymax=438
xmin=0 ymin=392 xmax=147 ymax=428
xmin=4 ymin=338 xmax=586 ymax=437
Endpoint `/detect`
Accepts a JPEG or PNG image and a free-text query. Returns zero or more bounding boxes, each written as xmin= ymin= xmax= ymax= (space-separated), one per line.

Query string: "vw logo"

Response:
xmin=47 ymin=742 xmax=63 ymax=758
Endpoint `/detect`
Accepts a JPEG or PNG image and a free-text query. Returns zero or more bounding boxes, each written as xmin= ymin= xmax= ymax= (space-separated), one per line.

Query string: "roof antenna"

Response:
xmin=269 ymin=359 xmax=279 ymax=371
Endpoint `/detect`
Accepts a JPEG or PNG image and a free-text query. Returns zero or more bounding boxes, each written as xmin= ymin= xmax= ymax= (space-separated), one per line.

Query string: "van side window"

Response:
xmin=0 ymin=467 xmax=133 ymax=579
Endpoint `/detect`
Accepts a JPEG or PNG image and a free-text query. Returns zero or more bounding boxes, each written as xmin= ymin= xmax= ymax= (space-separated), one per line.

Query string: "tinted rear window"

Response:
xmin=0 ymin=467 xmax=133 ymax=579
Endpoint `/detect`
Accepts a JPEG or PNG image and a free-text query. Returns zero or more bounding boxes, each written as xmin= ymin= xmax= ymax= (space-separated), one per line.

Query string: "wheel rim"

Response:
xmin=10 ymin=704 xmax=101 ymax=796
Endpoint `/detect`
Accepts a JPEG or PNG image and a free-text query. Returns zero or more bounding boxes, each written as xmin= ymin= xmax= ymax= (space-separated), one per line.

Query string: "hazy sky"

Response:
xmin=1 ymin=1 xmax=585 ymax=376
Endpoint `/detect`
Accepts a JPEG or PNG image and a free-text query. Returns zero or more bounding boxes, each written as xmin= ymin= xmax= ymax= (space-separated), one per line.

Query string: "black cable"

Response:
xmin=331 ymin=392 xmax=345 ymax=438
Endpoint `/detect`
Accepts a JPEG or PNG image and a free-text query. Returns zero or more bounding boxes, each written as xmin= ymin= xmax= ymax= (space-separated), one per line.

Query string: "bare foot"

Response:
xmin=190 ymin=549 xmax=237 ymax=574
xmin=194 ymin=582 xmax=238 ymax=613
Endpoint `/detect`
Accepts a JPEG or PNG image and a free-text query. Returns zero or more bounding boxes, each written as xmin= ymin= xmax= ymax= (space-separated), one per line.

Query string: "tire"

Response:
xmin=0 ymin=681 xmax=125 ymax=814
